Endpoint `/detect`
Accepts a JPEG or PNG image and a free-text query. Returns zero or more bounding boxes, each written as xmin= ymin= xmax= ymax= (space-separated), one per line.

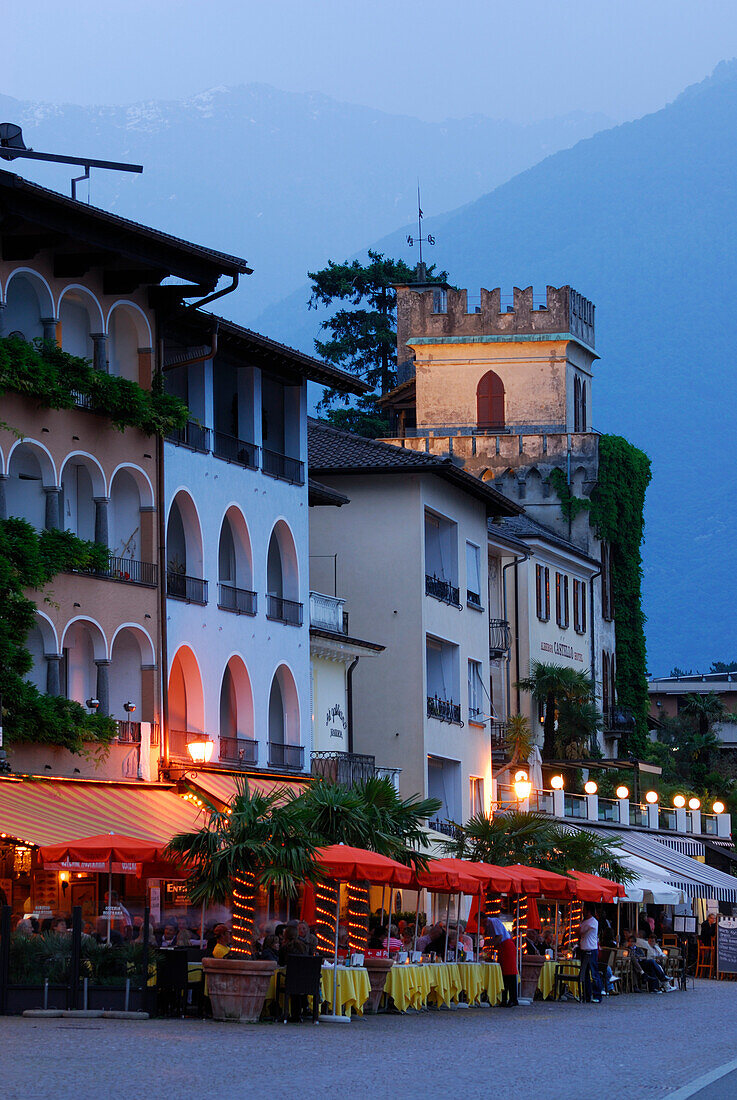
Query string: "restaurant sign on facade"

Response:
xmin=540 ymin=641 xmax=584 ymax=663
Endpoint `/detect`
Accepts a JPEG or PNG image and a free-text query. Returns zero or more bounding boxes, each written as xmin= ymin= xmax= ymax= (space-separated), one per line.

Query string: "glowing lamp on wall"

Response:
xmin=645 ymin=790 xmax=659 ymax=804
xmin=187 ymin=737 xmax=214 ymax=765
xmin=514 ymin=774 xmax=532 ymax=801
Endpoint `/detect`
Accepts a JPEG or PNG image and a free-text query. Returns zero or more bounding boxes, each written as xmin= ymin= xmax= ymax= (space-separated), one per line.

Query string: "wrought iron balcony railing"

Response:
xmin=71 ymin=555 xmax=158 ymax=587
xmin=428 ymin=818 xmax=461 ymax=838
xmin=268 ymin=742 xmax=305 ymax=770
xmin=425 ymin=574 xmax=461 ymax=607
xmin=218 ymin=583 xmax=257 ymax=616
xmin=219 ymin=736 xmax=258 ymax=767
xmin=213 ymin=431 xmax=258 ymax=470
xmin=266 ymin=594 xmax=303 ymax=626
xmin=311 ymin=750 xmax=376 ymax=787
xmin=167 ymin=571 xmax=208 ymax=605
xmin=427 ymin=695 xmax=463 ymax=725
xmin=166 ymin=419 xmax=210 ymax=453
xmin=262 ymin=448 xmax=304 ymax=485
xmin=489 ymin=618 xmax=512 ymax=657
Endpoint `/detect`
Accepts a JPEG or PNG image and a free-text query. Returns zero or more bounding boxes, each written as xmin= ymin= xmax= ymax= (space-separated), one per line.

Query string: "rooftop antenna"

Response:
xmin=406 ymin=183 xmax=435 ymax=276
xmin=0 ymin=123 xmax=143 ymax=201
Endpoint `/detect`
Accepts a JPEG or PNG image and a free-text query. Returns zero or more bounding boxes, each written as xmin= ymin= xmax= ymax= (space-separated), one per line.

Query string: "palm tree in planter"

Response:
xmin=516 ymin=661 xmax=595 ymax=761
xmin=166 ymin=779 xmax=317 ymax=1022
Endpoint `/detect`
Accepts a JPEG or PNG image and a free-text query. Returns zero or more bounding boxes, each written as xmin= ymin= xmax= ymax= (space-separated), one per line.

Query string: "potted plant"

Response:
xmin=167 ymin=778 xmax=315 ymax=1023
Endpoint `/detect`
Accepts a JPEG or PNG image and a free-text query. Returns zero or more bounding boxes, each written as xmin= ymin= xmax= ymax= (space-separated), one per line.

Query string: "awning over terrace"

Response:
xmin=0 ymin=776 xmax=202 ymax=847
xmin=183 ymin=770 xmax=308 ymax=809
xmin=576 ymin=825 xmax=737 ymax=903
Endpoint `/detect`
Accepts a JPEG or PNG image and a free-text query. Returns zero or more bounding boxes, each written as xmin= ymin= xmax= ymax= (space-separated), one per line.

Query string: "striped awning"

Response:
xmin=580 ymin=825 xmax=737 ymax=903
xmin=0 ymin=776 xmax=203 ymax=847
xmin=185 ymin=770 xmax=308 ymax=808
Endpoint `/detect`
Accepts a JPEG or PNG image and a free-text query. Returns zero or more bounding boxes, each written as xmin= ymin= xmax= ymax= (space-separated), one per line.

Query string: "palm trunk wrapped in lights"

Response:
xmin=563 ymin=900 xmax=583 ymax=950
xmin=347 ymin=882 xmax=369 ymax=951
xmin=314 ymin=880 xmax=339 ymax=954
xmin=231 ymin=870 xmax=257 ymax=956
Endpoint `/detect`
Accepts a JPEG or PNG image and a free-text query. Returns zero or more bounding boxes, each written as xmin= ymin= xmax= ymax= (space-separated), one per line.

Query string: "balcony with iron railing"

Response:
xmin=168 ymin=729 xmax=201 ymax=761
xmin=489 ymin=619 xmax=512 ymax=658
xmin=262 ymin=448 xmax=304 ymax=485
xmin=70 ymin=554 xmax=158 ymax=588
xmin=268 ymin=742 xmax=305 ymax=770
xmin=167 ymin=571 xmax=208 ymax=605
xmin=311 ymin=750 xmax=376 ymax=787
xmin=218 ymin=583 xmax=257 ymax=616
xmin=427 ymin=695 xmax=463 ymax=725
xmin=309 ymin=591 xmax=347 ymax=634
xmin=213 ymin=431 xmax=259 ymax=470
xmin=266 ymin=594 xmax=303 ymax=626
xmin=425 ymin=574 xmax=461 ymax=607
xmin=428 ymin=818 xmax=460 ymax=838
xmin=166 ymin=419 xmax=211 ymax=453
xmin=219 ymin=736 xmax=258 ymax=767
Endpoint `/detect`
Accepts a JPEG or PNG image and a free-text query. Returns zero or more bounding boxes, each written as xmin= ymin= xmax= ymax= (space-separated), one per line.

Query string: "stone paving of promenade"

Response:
xmin=3 ymin=979 xmax=737 ymax=1100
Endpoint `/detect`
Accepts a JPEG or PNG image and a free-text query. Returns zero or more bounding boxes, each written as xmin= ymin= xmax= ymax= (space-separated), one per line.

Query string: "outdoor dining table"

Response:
xmin=383 ymin=964 xmax=434 ymax=1011
xmin=382 ymin=961 xmax=504 ymax=1012
xmin=538 ymin=957 xmax=581 ymax=999
xmin=264 ymin=964 xmax=371 ymax=1017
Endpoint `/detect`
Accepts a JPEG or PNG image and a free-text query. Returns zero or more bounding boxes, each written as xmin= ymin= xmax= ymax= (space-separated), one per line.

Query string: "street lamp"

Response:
xmin=688 ymin=797 xmax=701 ymax=811
xmin=673 ymin=795 xmax=686 ymax=808
xmin=123 ymin=701 xmax=136 ymax=714
xmin=616 ymin=786 xmax=629 ymax=799
xmin=584 ymin=780 xmax=598 ymax=795
xmin=187 ymin=736 xmax=214 ymax=765
xmin=550 ymin=775 xmax=565 ymax=790
xmin=713 ymin=801 xmax=725 ymax=814
xmin=645 ymin=790 xmax=659 ymax=804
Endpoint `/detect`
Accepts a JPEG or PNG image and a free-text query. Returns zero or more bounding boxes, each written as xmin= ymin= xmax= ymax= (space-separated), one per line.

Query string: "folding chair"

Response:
xmin=277 ymin=955 xmax=323 ymax=1024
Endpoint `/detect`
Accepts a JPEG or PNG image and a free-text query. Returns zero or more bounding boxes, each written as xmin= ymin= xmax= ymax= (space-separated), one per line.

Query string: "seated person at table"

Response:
xmin=95 ymin=917 xmax=122 ymax=945
xmin=425 ymin=923 xmax=449 ymax=958
xmin=159 ymin=923 xmax=178 ymax=948
xmin=50 ymin=917 xmax=69 ymax=936
xmin=175 ymin=916 xmax=194 ymax=946
xmin=458 ymin=920 xmax=474 ymax=953
xmin=628 ymin=935 xmax=667 ymax=992
xmin=298 ymin=920 xmax=317 ymax=955
xmin=259 ymin=933 xmax=280 ymax=963
xmin=540 ymin=928 xmax=555 ymax=954
xmin=383 ymin=923 xmax=403 ymax=953
xmin=488 ymin=917 xmax=518 ymax=1007
xmin=337 ymin=924 xmax=351 ymax=957
xmin=701 ymin=913 xmax=717 ymax=945
xmin=525 ymin=928 xmax=545 ymax=955
xmin=368 ymin=924 xmax=387 ymax=949
xmin=279 ymin=923 xmax=307 ymax=966
xmin=209 ymin=924 xmax=231 ymax=958
xmin=415 ymin=923 xmax=436 ymax=953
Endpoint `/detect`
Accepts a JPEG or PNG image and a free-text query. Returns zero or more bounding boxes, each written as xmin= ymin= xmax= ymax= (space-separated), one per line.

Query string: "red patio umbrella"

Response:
xmin=411 ymin=858 xmax=483 ymax=895
xmin=504 ymin=864 xmax=576 ymax=898
xmin=567 ymin=869 xmax=626 ymax=903
xmin=313 ymin=845 xmax=414 ymax=886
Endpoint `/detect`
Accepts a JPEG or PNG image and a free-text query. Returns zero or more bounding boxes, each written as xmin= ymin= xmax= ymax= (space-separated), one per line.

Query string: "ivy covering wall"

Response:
xmin=590 ymin=434 xmax=652 ymax=756
xmin=0 ymin=336 xmax=188 ymax=435
xmin=0 ymin=519 xmax=117 ymax=752
xmin=550 ymin=435 xmax=652 ymax=756
xmin=0 ymin=336 xmax=189 ymax=753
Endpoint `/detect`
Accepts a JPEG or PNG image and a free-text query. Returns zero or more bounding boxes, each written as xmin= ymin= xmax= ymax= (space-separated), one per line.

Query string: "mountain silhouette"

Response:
xmin=260 ymin=62 xmax=737 ymax=673
xmin=0 ymin=85 xmax=608 ymax=321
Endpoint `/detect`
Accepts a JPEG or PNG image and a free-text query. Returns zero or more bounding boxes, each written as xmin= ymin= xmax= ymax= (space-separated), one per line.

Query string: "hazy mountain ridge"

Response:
xmin=258 ymin=63 xmax=737 ymax=673
xmin=0 ymin=84 xmax=610 ymax=319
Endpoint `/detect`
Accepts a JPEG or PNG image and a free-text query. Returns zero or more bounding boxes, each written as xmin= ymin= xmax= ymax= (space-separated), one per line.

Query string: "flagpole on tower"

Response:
xmin=407 ymin=183 xmax=435 ymax=277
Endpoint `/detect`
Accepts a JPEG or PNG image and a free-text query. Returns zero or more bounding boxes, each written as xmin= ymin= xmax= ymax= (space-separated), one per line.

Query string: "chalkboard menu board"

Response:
xmin=717 ymin=917 xmax=737 ymax=973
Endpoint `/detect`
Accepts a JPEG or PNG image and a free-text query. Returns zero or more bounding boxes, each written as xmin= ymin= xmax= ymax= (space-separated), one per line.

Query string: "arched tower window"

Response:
xmin=476 ymin=371 xmax=505 ymax=429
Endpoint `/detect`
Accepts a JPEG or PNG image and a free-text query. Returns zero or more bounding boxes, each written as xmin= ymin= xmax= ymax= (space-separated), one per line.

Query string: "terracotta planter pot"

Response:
xmin=519 ymin=954 xmax=546 ymax=1000
xmin=363 ymin=957 xmax=394 ymax=1013
xmin=202 ymin=957 xmax=277 ymax=1023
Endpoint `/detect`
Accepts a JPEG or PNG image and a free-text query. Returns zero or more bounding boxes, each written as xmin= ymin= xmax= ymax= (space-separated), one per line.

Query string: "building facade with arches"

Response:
xmin=161 ymin=314 xmax=364 ymax=776
xmin=0 ymin=166 xmax=248 ymax=780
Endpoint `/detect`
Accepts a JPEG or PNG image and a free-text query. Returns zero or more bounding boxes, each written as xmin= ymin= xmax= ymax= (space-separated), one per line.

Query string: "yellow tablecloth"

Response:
xmin=455 ymin=962 xmax=485 ymax=1005
xmin=321 ymin=966 xmax=371 ymax=1016
xmin=426 ymin=963 xmax=464 ymax=1007
xmin=478 ymin=962 xmax=504 ymax=1006
xmin=539 ymin=958 xmax=581 ymax=999
xmin=383 ymin=964 xmax=433 ymax=1011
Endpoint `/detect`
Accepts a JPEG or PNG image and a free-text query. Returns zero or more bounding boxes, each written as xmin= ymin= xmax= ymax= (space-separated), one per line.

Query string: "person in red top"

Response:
xmin=383 ymin=923 xmax=403 ymax=953
xmin=488 ymin=917 xmax=518 ymax=1007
